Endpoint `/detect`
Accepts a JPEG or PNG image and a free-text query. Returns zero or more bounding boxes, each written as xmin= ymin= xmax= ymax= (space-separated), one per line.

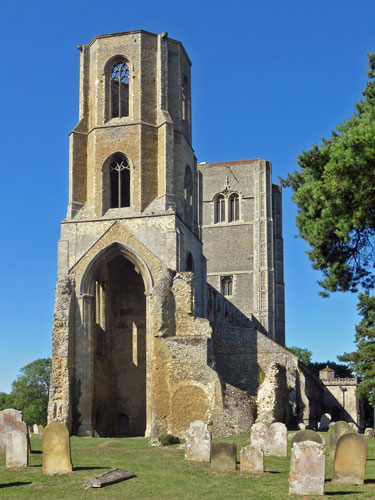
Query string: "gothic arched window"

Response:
xmin=109 ymin=154 xmax=131 ymax=208
xmin=184 ymin=166 xmax=193 ymax=227
xmin=110 ymin=61 xmax=129 ymax=119
xmin=186 ymin=252 xmax=194 ymax=272
xmin=229 ymin=193 xmax=240 ymax=222
xmin=214 ymin=194 xmax=225 ymax=223
xmin=220 ymin=276 xmax=233 ymax=296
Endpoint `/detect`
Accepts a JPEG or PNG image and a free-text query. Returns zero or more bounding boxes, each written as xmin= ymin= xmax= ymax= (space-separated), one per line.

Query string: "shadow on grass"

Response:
xmin=325 ymin=493 xmax=360 ymax=496
xmin=364 ymin=479 xmax=375 ymax=484
xmin=73 ymin=466 xmax=110 ymax=471
xmin=0 ymin=482 xmax=32 ymax=489
xmin=31 ymin=451 xmax=42 ymax=454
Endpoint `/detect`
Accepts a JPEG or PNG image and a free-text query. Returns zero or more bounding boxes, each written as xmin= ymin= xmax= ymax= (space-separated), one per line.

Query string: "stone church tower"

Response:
xmin=49 ymin=30 xmax=307 ymax=438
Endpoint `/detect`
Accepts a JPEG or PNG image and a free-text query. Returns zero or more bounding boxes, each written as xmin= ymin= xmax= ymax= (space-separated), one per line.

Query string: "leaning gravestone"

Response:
xmin=240 ymin=445 xmax=263 ymax=473
xmin=268 ymin=422 xmax=287 ymax=457
xmin=291 ymin=429 xmax=325 ymax=448
xmin=33 ymin=424 xmax=39 ymax=434
xmin=332 ymin=433 xmax=367 ymax=485
xmin=318 ymin=413 xmax=331 ymax=431
xmin=329 ymin=421 xmax=351 ymax=458
xmin=365 ymin=428 xmax=374 ymax=439
xmin=289 ymin=441 xmax=325 ymax=496
xmin=6 ymin=430 xmax=29 ymax=468
xmin=250 ymin=422 xmax=267 ymax=454
xmin=42 ymin=422 xmax=72 ymax=474
xmin=0 ymin=409 xmax=27 ymax=451
xmin=184 ymin=420 xmax=211 ymax=462
xmin=211 ymin=442 xmax=237 ymax=471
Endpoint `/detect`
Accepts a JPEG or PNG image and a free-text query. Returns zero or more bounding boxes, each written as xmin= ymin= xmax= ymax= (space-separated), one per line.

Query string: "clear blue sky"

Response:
xmin=0 ymin=0 xmax=374 ymax=393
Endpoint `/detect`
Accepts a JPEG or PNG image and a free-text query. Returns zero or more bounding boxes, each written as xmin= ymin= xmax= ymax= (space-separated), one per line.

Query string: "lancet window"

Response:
xmin=109 ymin=60 xmax=130 ymax=119
xmin=229 ymin=193 xmax=240 ymax=222
xmin=214 ymin=194 xmax=225 ymax=223
xmin=220 ymin=276 xmax=233 ymax=296
xmin=109 ymin=155 xmax=131 ymax=208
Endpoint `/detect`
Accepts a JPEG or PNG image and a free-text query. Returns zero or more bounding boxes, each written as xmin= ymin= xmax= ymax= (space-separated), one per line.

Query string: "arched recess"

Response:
xmin=79 ymin=242 xmax=153 ymax=437
xmin=103 ymin=54 xmax=134 ymax=121
xmin=183 ymin=166 xmax=193 ymax=228
xmin=185 ymin=252 xmax=194 ymax=272
xmin=102 ymin=152 xmax=133 ymax=214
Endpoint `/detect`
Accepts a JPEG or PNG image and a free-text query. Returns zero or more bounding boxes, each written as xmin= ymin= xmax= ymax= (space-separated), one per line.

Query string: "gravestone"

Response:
xmin=332 ymin=433 xmax=367 ymax=485
xmin=365 ymin=427 xmax=374 ymax=438
xmin=289 ymin=441 xmax=325 ymax=496
xmin=33 ymin=424 xmax=39 ymax=434
xmin=38 ymin=425 xmax=44 ymax=437
xmin=318 ymin=413 xmax=331 ymax=431
xmin=250 ymin=422 xmax=267 ymax=453
xmin=329 ymin=421 xmax=351 ymax=458
xmin=268 ymin=422 xmax=287 ymax=457
xmin=42 ymin=422 xmax=72 ymax=474
xmin=184 ymin=420 xmax=211 ymax=462
xmin=211 ymin=442 xmax=237 ymax=471
xmin=6 ymin=430 xmax=29 ymax=468
xmin=0 ymin=409 xmax=27 ymax=451
xmin=348 ymin=423 xmax=358 ymax=433
xmin=291 ymin=430 xmax=325 ymax=448
xmin=240 ymin=445 xmax=263 ymax=473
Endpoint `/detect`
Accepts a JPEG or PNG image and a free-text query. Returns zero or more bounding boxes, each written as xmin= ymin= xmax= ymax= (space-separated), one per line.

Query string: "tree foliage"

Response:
xmin=10 ymin=358 xmax=51 ymax=426
xmin=286 ymin=346 xmax=312 ymax=365
xmin=282 ymin=53 xmax=375 ymax=295
xmin=339 ymin=291 xmax=375 ymax=404
xmin=308 ymin=361 xmax=353 ymax=379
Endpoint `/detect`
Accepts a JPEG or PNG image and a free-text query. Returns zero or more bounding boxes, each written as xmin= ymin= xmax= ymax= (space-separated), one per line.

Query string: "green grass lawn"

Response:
xmin=0 ymin=432 xmax=374 ymax=499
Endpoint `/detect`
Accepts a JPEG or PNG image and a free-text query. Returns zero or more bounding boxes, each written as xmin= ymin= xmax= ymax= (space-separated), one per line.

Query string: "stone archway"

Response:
xmin=78 ymin=243 xmax=151 ymax=437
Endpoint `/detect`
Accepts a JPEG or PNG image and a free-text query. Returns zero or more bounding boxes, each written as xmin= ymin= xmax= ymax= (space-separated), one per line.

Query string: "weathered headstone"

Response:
xmin=268 ymin=422 xmax=287 ymax=457
xmin=184 ymin=420 xmax=211 ymax=462
xmin=289 ymin=441 xmax=325 ymax=496
xmin=42 ymin=422 xmax=72 ymax=474
xmin=84 ymin=468 xmax=135 ymax=488
xmin=291 ymin=429 xmax=325 ymax=448
xmin=348 ymin=422 xmax=358 ymax=433
xmin=6 ymin=430 xmax=29 ymax=468
xmin=240 ymin=445 xmax=263 ymax=473
xmin=250 ymin=422 xmax=268 ymax=453
xmin=38 ymin=425 xmax=44 ymax=438
xmin=211 ymin=442 xmax=237 ymax=471
xmin=329 ymin=421 xmax=351 ymax=458
xmin=332 ymin=433 xmax=367 ymax=486
xmin=365 ymin=427 xmax=374 ymax=438
xmin=33 ymin=424 xmax=39 ymax=434
xmin=318 ymin=413 xmax=331 ymax=431
xmin=0 ymin=409 xmax=27 ymax=451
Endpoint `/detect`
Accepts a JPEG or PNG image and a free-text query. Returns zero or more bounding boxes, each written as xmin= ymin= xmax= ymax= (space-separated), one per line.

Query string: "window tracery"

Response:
xmin=109 ymin=60 xmax=130 ymax=119
xmin=109 ymin=155 xmax=131 ymax=208
xmin=220 ymin=276 xmax=233 ymax=296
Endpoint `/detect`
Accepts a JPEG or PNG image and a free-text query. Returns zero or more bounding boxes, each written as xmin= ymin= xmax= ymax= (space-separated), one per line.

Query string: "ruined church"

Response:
xmin=48 ymin=30 xmax=362 ymax=437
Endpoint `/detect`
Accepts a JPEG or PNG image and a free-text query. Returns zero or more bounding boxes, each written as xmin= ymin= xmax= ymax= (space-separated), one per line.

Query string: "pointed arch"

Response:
xmin=102 ymin=152 xmax=132 ymax=213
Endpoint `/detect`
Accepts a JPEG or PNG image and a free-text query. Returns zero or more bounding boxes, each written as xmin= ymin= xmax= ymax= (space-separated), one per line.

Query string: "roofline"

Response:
xmin=198 ymin=159 xmax=270 ymax=168
xmin=85 ymin=30 xmax=191 ymax=65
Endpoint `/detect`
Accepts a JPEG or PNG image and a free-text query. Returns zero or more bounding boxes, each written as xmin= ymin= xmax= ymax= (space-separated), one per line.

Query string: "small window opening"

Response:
xmin=186 ymin=252 xmax=194 ymax=272
xmin=110 ymin=157 xmax=130 ymax=208
xmin=215 ymin=194 xmax=225 ymax=223
xmin=110 ymin=61 xmax=129 ymax=118
xmin=184 ymin=166 xmax=193 ymax=228
xmin=182 ymin=76 xmax=189 ymax=121
xmin=221 ymin=276 xmax=233 ymax=296
xmin=229 ymin=194 xmax=240 ymax=222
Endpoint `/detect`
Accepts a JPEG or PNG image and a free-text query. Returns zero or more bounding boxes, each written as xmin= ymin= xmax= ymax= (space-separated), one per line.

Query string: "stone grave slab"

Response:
xmin=365 ymin=427 xmax=374 ymax=438
xmin=268 ymin=422 xmax=287 ymax=457
xmin=184 ymin=420 xmax=211 ymax=462
xmin=6 ymin=430 xmax=29 ymax=468
xmin=289 ymin=441 xmax=325 ymax=496
xmin=0 ymin=409 xmax=27 ymax=451
xmin=250 ymin=422 xmax=267 ymax=454
xmin=84 ymin=468 xmax=135 ymax=488
xmin=33 ymin=424 xmax=39 ymax=434
xmin=329 ymin=421 xmax=351 ymax=458
xmin=332 ymin=433 xmax=367 ymax=486
xmin=240 ymin=445 xmax=263 ymax=473
xmin=38 ymin=425 xmax=43 ymax=437
xmin=211 ymin=442 xmax=237 ymax=471
xmin=42 ymin=422 xmax=72 ymax=474
xmin=291 ymin=429 xmax=325 ymax=448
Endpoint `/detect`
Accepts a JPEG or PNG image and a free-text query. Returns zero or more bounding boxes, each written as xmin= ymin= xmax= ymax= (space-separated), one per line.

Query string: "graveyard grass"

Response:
xmin=1 ymin=433 xmax=375 ymax=499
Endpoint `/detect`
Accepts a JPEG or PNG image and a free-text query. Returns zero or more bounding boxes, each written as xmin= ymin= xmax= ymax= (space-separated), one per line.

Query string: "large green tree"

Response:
xmin=339 ymin=291 xmax=375 ymax=404
xmin=282 ymin=53 xmax=375 ymax=295
xmin=10 ymin=358 xmax=51 ymax=426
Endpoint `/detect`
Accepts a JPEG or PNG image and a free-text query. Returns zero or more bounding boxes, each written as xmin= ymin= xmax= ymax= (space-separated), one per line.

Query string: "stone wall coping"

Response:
xmin=322 ymin=378 xmax=358 ymax=386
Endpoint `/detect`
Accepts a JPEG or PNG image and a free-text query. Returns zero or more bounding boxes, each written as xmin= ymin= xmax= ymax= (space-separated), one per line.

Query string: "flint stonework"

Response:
xmin=240 ymin=445 xmax=264 ymax=473
xmin=184 ymin=420 xmax=211 ymax=462
xmin=289 ymin=441 xmax=325 ymax=496
xmin=42 ymin=422 xmax=72 ymax=474
xmin=6 ymin=431 xmax=29 ymax=468
xmin=211 ymin=442 xmax=237 ymax=471
xmin=332 ymin=433 xmax=367 ymax=486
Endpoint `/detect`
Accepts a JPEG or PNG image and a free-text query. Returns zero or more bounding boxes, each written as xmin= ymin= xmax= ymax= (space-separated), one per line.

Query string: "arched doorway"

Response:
xmin=86 ymin=249 xmax=147 ymax=437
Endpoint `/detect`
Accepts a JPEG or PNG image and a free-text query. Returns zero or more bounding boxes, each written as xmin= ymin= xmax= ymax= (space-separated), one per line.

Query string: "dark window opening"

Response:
xmin=110 ymin=156 xmax=130 ymax=208
xmin=110 ymin=61 xmax=129 ymax=119
xmin=229 ymin=194 xmax=240 ymax=222
xmin=215 ymin=194 xmax=225 ymax=223
xmin=221 ymin=276 xmax=233 ymax=296
xmin=186 ymin=253 xmax=194 ymax=272
xmin=184 ymin=166 xmax=193 ymax=228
